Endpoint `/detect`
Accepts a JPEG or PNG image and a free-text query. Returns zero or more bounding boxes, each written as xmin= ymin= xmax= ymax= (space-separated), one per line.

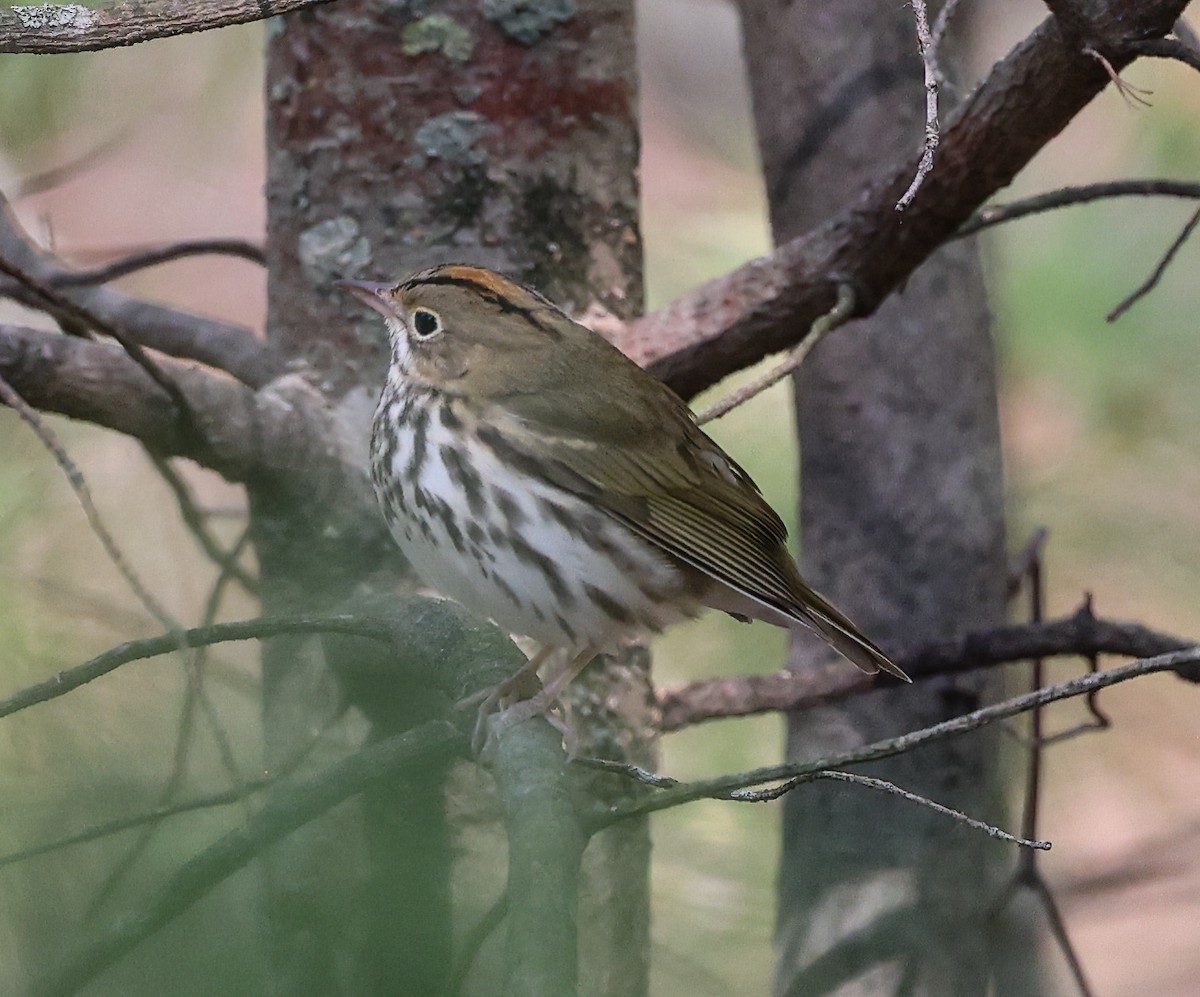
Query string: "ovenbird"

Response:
xmin=339 ymin=264 xmax=909 ymax=707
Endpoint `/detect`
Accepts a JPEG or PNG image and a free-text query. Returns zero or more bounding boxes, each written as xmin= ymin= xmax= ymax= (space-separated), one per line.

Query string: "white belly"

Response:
xmin=372 ymin=393 xmax=699 ymax=651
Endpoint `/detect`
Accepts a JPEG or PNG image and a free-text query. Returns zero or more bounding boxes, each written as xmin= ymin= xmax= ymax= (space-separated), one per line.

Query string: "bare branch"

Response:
xmin=815 ymin=771 xmax=1049 ymax=849
xmin=0 ymin=372 xmax=179 ymax=633
xmin=895 ymin=0 xmax=940 ymax=212
xmin=657 ymin=607 xmax=1195 ymax=730
xmin=0 ymin=615 xmax=393 ymax=721
xmin=0 ymin=253 xmax=201 ymax=438
xmin=1127 ymin=36 xmax=1200 ymax=74
xmin=28 ymin=604 xmax=527 ymax=997
xmin=621 ymin=0 xmax=1190 ymax=400
xmin=604 ymin=645 xmax=1200 ymax=825
xmin=86 ymin=528 xmax=257 ymax=916
xmin=956 ymin=179 xmax=1200 ymax=238
xmin=0 ymin=197 xmax=283 ymax=387
xmin=146 ymin=452 xmax=259 ymax=595
xmin=14 ymin=131 xmax=132 ymax=198
xmin=0 ymin=323 xmax=340 ymax=488
xmin=50 ymin=239 xmax=266 ymax=286
xmin=1006 ymin=526 xmax=1049 ymax=599
xmin=0 ymin=777 xmax=277 ymax=871
xmin=581 ymin=757 xmax=1048 ymax=848
xmin=0 ymin=0 xmax=335 ymax=55
xmin=1107 ymin=205 xmax=1200 ymax=321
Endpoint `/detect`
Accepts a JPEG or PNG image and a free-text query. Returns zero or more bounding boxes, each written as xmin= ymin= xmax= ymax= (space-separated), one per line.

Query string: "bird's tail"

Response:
xmin=798 ymin=593 xmax=911 ymax=682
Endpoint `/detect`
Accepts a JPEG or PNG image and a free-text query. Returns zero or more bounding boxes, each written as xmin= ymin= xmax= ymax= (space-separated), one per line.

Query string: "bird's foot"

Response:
xmin=480 ymin=691 xmax=578 ymax=759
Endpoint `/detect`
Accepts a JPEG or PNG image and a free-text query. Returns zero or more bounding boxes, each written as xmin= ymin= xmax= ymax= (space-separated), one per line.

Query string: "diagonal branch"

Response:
xmin=0 ymin=196 xmax=284 ymax=388
xmin=50 ymin=239 xmax=266 ymax=286
xmin=0 ymin=322 xmax=336 ymax=484
xmin=1106 ymin=205 xmax=1200 ymax=320
xmin=0 ymin=0 xmax=335 ymax=55
xmin=620 ymin=0 xmax=1191 ymax=399
xmin=604 ymin=645 xmax=1200 ymax=825
xmin=657 ymin=608 xmax=1197 ymax=731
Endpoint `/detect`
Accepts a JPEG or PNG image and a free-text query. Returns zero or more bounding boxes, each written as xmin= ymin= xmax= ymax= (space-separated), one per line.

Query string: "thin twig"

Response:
xmin=1085 ymin=47 xmax=1154 ymax=107
xmin=0 ymin=373 xmax=178 ymax=634
xmin=581 ymin=758 xmax=1047 ymax=848
xmin=88 ymin=529 xmax=256 ymax=916
xmin=14 ymin=132 xmax=133 ymax=199
xmin=1006 ymin=527 xmax=1049 ymax=600
xmin=0 ymin=778 xmax=276 ymax=871
xmin=930 ymin=0 xmax=961 ymax=52
xmin=1106 ymin=205 xmax=1200 ymax=321
xmin=896 ymin=0 xmax=940 ymax=212
xmin=146 ymin=452 xmax=258 ymax=595
xmin=814 ymin=771 xmax=1049 ymax=849
xmin=29 ymin=720 xmax=465 ymax=997
xmin=601 ymin=645 xmax=1200 ymax=826
xmin=86 ymin=673 xmax=205 ymax=918
xmin=51 ymin=240 xmax=266 ymax=286
xmin=1023 ymin=872 xmax=1098 ymax=996
xmin=695 ymin=284 xmax=855 ymax=424
xmin=0 ymin=713 xmax=340 ymax=873
xmin=0 ymin=614 xmax=394 ymax=721
xmin=0 ymin=253 xmax=204 ymax=448
xmin=957 ymin=180 xmax=1200 ymax=238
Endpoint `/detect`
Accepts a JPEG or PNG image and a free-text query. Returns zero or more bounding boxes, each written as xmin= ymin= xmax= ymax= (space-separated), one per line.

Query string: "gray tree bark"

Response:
xmin=738 ymin=2 xmax=1033 ymax=993
xmin=259 ymin=2 xmax=648 ymax=993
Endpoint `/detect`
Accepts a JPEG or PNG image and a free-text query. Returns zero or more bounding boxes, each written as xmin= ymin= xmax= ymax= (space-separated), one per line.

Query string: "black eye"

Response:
xmin=412 ymin=308 xmax=441 ymax=339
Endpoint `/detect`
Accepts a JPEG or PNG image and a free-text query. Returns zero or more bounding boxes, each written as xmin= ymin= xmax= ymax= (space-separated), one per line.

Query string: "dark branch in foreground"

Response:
xmin=0 ymin=0 xmax=334 ymax=55
xmin=657 ymin=608 xmax=1197 ymax=730
xmin=26 ymin=601 xmax=539 ymax=997
xmin=30 ymin=720 xmax=465 ymax=997
xmin=23 ymin=608 xmax=1197 ymax=996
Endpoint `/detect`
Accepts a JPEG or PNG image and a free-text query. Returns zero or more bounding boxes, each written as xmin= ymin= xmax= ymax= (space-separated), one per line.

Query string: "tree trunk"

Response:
xmin=259 ymin=2 xmax=648 ymax=993
xmin=738 ymin=2 xmax=1029 ymax=993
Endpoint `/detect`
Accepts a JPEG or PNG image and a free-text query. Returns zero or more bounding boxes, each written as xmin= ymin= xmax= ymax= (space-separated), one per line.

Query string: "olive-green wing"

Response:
xmin=493 ymin=401 xmax=907 ymax=679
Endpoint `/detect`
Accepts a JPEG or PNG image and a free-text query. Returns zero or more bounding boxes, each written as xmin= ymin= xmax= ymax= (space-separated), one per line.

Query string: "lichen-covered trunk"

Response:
xmin=258 ymin=2 xmax=648 ymax=993
xmin=738 ymin=1 xmax=1033 ymax=993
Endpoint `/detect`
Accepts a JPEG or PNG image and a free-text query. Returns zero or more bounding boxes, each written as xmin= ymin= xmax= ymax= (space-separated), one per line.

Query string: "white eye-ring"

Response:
xmin=411 ymin=307 xmax=442 ymax=340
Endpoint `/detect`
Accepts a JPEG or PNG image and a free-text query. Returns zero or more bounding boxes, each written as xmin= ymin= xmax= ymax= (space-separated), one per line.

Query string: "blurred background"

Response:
xmin=1 ymin=0 xmax=1198 ymax=993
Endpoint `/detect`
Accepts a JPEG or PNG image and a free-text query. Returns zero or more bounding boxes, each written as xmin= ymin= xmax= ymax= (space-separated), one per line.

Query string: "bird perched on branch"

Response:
xmin=339 ymin=264 xmax=908 ymax=738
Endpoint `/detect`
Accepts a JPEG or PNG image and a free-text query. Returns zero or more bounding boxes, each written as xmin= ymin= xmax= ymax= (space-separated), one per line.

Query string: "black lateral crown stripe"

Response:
xmin=407 ymin=270 xmax=563 ymax=338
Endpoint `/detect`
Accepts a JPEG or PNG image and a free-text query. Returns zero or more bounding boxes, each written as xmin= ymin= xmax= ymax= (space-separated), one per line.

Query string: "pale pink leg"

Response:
xmin=482 ymin=645 xmax=598 ymax=756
